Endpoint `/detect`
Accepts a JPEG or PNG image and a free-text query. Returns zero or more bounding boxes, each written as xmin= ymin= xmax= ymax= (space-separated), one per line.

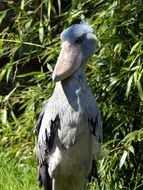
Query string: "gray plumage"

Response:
xmin=36 ymin=21 xmax=102 ymax=190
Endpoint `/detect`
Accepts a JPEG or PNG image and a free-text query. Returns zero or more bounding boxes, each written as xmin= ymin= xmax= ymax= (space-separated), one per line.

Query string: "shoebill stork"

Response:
xmin=35 ymin=21 xmax=102 ymax=190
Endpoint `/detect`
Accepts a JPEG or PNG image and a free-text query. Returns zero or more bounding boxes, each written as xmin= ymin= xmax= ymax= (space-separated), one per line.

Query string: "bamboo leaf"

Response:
xmin=0 ymin=10 xmax=7 ymax=25
xmin=17 ymin=72 xmax=43 ymax=77
xmin=130 ymin=41 xmax=141 ymax=55
xmin=6 ymin=65 xmax=12 ymax=83
xmin=127 ymin=28 xmax=139 ymax=41
xmin=1 ymin=109 xmax=7 ymax=124
xmin=0 ymin=69 xmax=6 ymax=81
xmin=47 ymin=63 xmax=53 ymax=72
xmin=119 ymin=150 xmax=128 ymax=169
xmin=48 ymin=1 xmax=52 ymax=20
xmin=136 ymin=80 xmax=143 ymax=101
xmin=39 ymin=21 xmax=44 ymax=43
xmin=20 ymin=0 xmax=25 ymax=10
xmin=57 ymin=0 xmax=61 ymax=14
xmin=125 ymin=75 xmax=133 ymax=98
xmin=127 ymin=145 xmax=134 ymax=154
xmin=114 ymin=43 xmax=122 ymax=53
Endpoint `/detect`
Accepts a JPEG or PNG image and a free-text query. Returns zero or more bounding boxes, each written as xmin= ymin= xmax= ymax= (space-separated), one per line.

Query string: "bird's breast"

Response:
xmin=52 ymin=81 xmax=97 ymax=149
xmin=48 ymin=81 xmax=96 ymax=178
xmin=48 ymin=121 xmax=92 ymax=178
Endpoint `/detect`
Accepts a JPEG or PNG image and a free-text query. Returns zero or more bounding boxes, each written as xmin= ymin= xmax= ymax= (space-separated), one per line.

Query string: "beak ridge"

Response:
xmin=52 ymin=41 xmax=82 ymax=82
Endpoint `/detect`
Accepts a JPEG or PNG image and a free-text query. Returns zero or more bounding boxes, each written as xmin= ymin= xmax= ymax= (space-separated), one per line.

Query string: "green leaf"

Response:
xmin=127 ymin=28 xmax=139 ymax=41
xmin=48 ymin=0 xmax=52 ymax=20
xmin=0 ymin=10 xmax=7 ymax=25
xmin=0 ymin=69 xmax=6 ymax=81
xmin=127 ymin=146 xmax=134 ymax=154
xmin=114 ymin=43 xmax=122 ymax=54
xmin=130 ymin=41 xmax=142 ymax=55
xmin=17 ymin=72 xmax=43 ymax=77
xmin=1 ymin=109 xmax=7 ymax=124
xmin=39 ymin=21 xmax=44 ymax=43
xmin=20 ymin=0 xmax=25 ymax=10
xmin=47 ymin=63 xmax=53 ymax=72
xmin=119 ymin=150 xmax=128 ymax=169
xmin=125 ymin=75 xmax=133 ymax=98
xmin=6 ymin=65 xmax=12 ymax=83
xmin=25 ymin=19 xmax=33 ymax=30
xmin=3 ymin=86 xmax=17 ymax=102
xmin=57 ymin=0 xmax=61 ymax=14
xmin=136 ymin=80 xmax=143 ymax=101
xmin=0 ymin=39 xmax=4 ymax=56
xmin=133 ymin=71 xmax=138 ymax=84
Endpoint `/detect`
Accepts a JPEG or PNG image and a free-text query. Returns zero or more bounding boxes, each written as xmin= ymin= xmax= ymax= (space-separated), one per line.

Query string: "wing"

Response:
xmin=90 ymin=109 xmax=103 ymax=143
xmin=35 ymin=102 xmax=46 ymax=136
xmin=88 ymin=106 xmax=103 ymax=182
xmin=89 ymin=107 xmax=103 ymax=160
xmin=35 ymin=101 xmax=59 ymax=190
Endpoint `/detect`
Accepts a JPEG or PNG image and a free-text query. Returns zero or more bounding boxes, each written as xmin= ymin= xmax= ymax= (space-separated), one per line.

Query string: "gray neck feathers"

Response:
xmin=52 ymin=68 xmax=97 ymax=123
xmin=54 ymin=68 xmax=88 ymax=97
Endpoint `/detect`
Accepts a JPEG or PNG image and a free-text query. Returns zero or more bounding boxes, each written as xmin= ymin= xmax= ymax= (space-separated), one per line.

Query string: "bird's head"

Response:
xmin=52 ymin=21 xmax=97 ymax=82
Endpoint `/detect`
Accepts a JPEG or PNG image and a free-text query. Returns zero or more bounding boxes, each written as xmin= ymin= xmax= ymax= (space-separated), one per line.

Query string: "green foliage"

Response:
xmin=0 ymin=0 xmax=143 ymax=189
xmin=0 ymin=153 xmax=40 ymax=190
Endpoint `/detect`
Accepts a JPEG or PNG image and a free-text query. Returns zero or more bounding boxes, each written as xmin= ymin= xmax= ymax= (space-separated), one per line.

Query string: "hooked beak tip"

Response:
xmin=52 ymin=73 xmax=61 ymax=82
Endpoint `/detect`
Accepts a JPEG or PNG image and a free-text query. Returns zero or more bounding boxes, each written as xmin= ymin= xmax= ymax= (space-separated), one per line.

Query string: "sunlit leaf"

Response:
xmin=136 ymin=80 xmax=143 ymax=101
xmin=119 ymin=150 xmax=128 ymax=169
xmin=127 ymin=145 xmax=134 ymax=154
xmin=127 ymin=28 xmax=139 ymax=41
xmin=130 ymin=41 xmax=142 ymax=55
xmin=0 ymin=10 xmax=7 ymax=25
xmin=125 ymin=75 xmax=133 ymax=97
xmin=39 ymin=21 xmax=44 ymax=43
xmin=20 ymin=0 xmax=25 ymax=10
xmin=1 ymin=109 xmax=7 ymax=124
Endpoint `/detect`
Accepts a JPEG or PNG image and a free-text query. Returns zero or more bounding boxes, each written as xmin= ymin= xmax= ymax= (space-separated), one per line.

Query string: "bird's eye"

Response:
xmin=75 ymin=37 xmax=83 ymax=44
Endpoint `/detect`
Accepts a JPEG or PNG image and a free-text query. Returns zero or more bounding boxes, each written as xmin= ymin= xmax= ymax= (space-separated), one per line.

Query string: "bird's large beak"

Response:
xmin=52 ymin=41 xmax=83 ymax=82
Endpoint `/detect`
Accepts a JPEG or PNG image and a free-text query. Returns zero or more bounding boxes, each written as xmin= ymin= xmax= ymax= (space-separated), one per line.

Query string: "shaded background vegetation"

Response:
xmin=0 ymin=0 xmax=143 ymax=189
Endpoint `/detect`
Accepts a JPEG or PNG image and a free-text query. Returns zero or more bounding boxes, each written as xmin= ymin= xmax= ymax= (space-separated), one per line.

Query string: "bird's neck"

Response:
xmin=52 ymin=67 xmax=94 ymax=113
xmin=53 ymin=68 xmax=89 ymax=97
xmin=55 ymin=68 xmax=86 ymax=88
xmin=52 ymin=68 xmax=89 ymax=111
xmin=64 ymin=68 xmax=84 ymax=81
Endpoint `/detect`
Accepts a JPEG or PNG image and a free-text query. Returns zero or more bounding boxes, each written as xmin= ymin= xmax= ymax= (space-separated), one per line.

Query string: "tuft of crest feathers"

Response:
xmin=61 ymin=21 xmax=93 ymax=42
